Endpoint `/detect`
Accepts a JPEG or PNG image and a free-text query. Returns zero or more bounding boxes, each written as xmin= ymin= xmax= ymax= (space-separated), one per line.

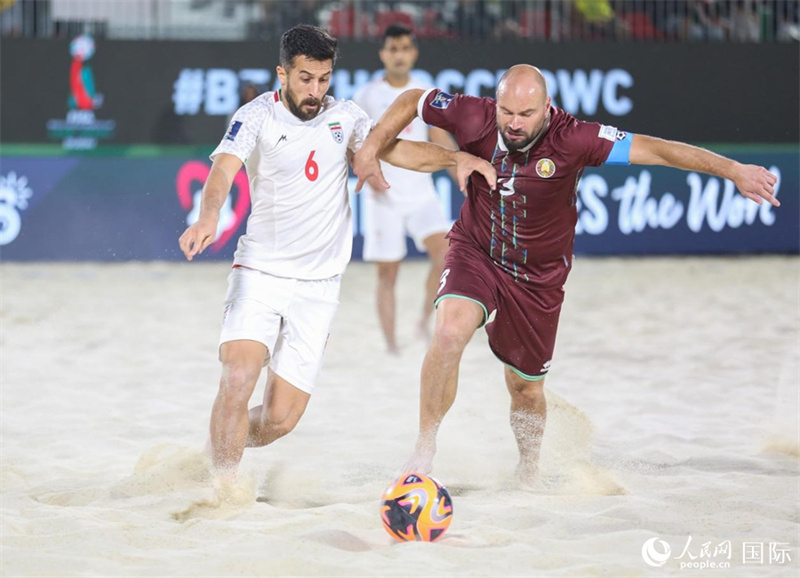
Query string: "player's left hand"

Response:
xmin=352 ymin=145 xmax=389 ymax=193
xmin=454 ymin=151 xmax=497 ymax=193
xmin=733 ymin=164 xmax=780 ymax=207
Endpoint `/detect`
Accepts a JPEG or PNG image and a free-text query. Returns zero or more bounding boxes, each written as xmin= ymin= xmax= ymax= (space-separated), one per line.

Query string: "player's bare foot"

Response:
xmin=401 ymin=452 xmax=433 ymax=475
xmin=401 ymin=439 xmax=436 ymax=474
xmin=386 ymin=343 xmax=401 ymax=356
xmin=515 ymin=458 xmax=540 ymax=487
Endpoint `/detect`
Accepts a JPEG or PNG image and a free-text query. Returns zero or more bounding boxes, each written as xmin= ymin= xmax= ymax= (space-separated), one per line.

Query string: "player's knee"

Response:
xmin=432 ymin=321 xmax=472 ymax=356
xmin=508 ymin=378 xmax=545 ymax=401
xmin=377 ymin=263 xmax=399 ymax=286
xmin=219 ymin=364 xmax=259 ymax=407
xmin=267 ymin=410 xmax=302 ymax=439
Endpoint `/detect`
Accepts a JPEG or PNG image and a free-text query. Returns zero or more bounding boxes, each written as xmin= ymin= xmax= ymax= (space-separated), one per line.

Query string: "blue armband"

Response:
xmin=604 ymin=131 xmax=633 ymax=165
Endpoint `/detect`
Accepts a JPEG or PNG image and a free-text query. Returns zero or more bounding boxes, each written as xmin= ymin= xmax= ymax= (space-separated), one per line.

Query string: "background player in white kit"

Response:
xmin=178 ymin=24 xmax=496 ymax=484
xmin=353 ymin=24 xmax=458 ymax=354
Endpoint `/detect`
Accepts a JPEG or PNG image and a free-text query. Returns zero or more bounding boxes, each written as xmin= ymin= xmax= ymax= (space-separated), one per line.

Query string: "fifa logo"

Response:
xmin=46 ymin=34 xmax=115 ymax=150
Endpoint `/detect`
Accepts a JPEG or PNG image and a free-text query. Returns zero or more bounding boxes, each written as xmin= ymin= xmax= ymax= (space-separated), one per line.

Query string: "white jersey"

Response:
xmin=211 ymin=91 xmax=371 ymax=280
xmin=352 ymin=76 xmax=438 ymax=203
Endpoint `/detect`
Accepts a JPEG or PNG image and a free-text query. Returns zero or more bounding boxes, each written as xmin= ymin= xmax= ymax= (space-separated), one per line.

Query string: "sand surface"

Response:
xmin=2 ymin=257 xmax=798 ymax=577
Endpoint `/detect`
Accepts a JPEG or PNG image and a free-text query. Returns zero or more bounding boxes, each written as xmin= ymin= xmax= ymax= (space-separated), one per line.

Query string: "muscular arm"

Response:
xmin=178 ymin=152 xmax=243 ymax=260
xmin=630 ymin=134 xmax=780 ymax=207
xmin=352 ymin=88 xmax=426 ymax=191
xmin=429 ymin=126 xmax=460 ymax=183
xmin=380 ymin=139 xmax=496 ymax=192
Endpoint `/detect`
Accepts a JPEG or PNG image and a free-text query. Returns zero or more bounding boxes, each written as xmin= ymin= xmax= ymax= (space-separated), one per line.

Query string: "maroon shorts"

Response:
xmin=435 ymin=240 xmax=565 ymax=380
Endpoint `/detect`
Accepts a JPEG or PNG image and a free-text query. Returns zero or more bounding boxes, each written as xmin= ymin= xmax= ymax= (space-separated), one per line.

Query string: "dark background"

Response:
xmin=1 ymin=38 xmax=798 ymax=145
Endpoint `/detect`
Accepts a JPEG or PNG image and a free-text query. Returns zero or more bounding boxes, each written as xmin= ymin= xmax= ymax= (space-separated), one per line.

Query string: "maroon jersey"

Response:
xmin=420 ymin=89 xmax=615 ymax=289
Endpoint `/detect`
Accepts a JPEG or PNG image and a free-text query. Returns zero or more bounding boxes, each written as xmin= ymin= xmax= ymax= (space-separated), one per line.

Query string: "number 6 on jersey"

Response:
xmin=305 ymin=150 xmax=319 ymax=181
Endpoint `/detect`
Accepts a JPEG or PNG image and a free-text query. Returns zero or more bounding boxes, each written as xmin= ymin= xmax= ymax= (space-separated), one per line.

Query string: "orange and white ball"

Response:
xmin=380 ymin=473 xmax=453 ymax=542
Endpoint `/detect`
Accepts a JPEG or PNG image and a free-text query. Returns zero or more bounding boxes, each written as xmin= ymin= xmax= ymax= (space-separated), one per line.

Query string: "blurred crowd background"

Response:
xmin=2 ymin=0 xmax=798 ymax=42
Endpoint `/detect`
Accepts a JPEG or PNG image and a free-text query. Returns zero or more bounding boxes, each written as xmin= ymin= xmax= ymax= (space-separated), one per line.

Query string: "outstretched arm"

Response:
xmin=352 ymin=88 xmax=426 ymax=192
xmin=178 ymin=153 xmax=242 ymax=260
xmin=380 ymin=139 xmax=496 ymax=192
xmin=429 ymin=126 xmax=460 ymax=184
xmin=629 ymin=135 xmax=779 ymax=207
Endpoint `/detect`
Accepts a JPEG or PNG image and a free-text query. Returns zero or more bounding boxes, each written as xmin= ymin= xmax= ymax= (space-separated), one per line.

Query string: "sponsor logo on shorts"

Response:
xmin=328 ymin=122 xmax=344 ymax=144
xmin=430 ymin=92 xmax=454 ymax=109
xmin=535 ymin=158 xmax=556 ymax=178
xmin=540 ymin=359 xmax=551 ymax=373
xmin=225 ymin=120 xmax=242 ymax=141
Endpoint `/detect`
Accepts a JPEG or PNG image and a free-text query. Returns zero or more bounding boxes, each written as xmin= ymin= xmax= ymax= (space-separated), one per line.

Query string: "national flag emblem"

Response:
xmin=328 ymin=122 xmax=344 ymax=144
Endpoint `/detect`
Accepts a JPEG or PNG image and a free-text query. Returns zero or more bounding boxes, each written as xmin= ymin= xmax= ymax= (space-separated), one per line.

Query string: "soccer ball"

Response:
xmin=380 ymin=473 xmax=453 ymax=542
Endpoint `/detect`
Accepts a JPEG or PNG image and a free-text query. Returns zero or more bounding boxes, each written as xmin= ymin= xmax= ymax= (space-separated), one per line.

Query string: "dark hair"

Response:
xmin=280 ymin=24 xmax=338 ymax=69
xmin=382 ymin=23 xmax=416 ymax=46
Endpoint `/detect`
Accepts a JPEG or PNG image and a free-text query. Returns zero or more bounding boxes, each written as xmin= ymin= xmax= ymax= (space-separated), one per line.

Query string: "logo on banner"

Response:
xmin=0 ymin=172 xmax=34 ymax=246
xmin=328 ymin=122 xmax=344 ymax=144
xmin=536 ymin=158 xmax=556 ymax=178
xmin=176 ymin=161 xmax=251 ymax=253
xmin=46 ymin=35 xmax=116 ymax=150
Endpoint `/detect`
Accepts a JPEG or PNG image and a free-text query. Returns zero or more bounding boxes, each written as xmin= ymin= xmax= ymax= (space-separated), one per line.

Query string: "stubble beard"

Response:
xmin=285 ymin=83 xmax=322 ymax=121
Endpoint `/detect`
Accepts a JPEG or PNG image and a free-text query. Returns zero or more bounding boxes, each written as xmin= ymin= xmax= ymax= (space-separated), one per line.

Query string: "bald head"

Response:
xmin=496 ymin=65 xmax=551 ymax=152
xmin=497 ymin=65 xmax=548 ymax=105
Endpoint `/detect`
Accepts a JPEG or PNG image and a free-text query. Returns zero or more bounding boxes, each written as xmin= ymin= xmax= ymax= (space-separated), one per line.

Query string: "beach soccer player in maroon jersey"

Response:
xmin=353 ymin=65 xmax=780 ymax=484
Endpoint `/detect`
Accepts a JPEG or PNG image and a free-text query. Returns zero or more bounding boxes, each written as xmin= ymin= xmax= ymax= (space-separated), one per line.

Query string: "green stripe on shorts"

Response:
xmin=434 ymin=294 xmax=489 ymax=327
xmin=506 ymin=364 xmax=547 ymax=382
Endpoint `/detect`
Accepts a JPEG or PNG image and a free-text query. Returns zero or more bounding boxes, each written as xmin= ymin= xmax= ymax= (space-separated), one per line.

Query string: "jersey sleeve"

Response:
xmin=344 ymin=100 xmax=373 ymax=153
xmin=210 ymin=98 xmax=267 ymax=163
xmin=574 ymin=121 xmax=627 ymax=167
xmin=417 ymin=89 xmax=492 ymax=148
xmin=603 ymin=130 xmax=633 ymax=165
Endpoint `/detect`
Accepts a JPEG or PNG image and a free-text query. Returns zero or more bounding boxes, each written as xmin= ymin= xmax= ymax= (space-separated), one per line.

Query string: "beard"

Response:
xmin=500 ymin=128 xmax=535 ymax=152
xmin=499 ymin=115 xmax=549 ymax=152
xmin=285 ymin=83 xmax=322 ymax=121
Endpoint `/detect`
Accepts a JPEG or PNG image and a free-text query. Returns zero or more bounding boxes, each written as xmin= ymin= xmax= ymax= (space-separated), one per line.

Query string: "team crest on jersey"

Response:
xmin=535 ymin=158 xmax=556 ymax=178
xmin=328 ymin=122 xmax=344 ymax=144
xmin=430 ymin=92 xmax=454 ymax=109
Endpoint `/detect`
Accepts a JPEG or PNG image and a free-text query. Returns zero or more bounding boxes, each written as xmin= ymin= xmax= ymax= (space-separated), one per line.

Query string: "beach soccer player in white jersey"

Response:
xmin=178 ymin=24 xmax=496 ymax=485
xmin=353 ymin=24 xmax=458 ymax=355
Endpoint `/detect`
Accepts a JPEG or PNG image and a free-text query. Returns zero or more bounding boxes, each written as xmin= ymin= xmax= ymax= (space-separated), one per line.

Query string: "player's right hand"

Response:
xmin=352 ymin=146 xmax=389 ymax=193
xmin=179 ymin=218 xmax=218 ymax=261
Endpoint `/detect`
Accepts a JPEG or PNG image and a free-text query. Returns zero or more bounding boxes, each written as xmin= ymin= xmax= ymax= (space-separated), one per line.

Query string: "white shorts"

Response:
xmin=219 ymin=266 xmax=341 ymax=394
xmin=362 ymin=192 xmax=451 ymax=262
